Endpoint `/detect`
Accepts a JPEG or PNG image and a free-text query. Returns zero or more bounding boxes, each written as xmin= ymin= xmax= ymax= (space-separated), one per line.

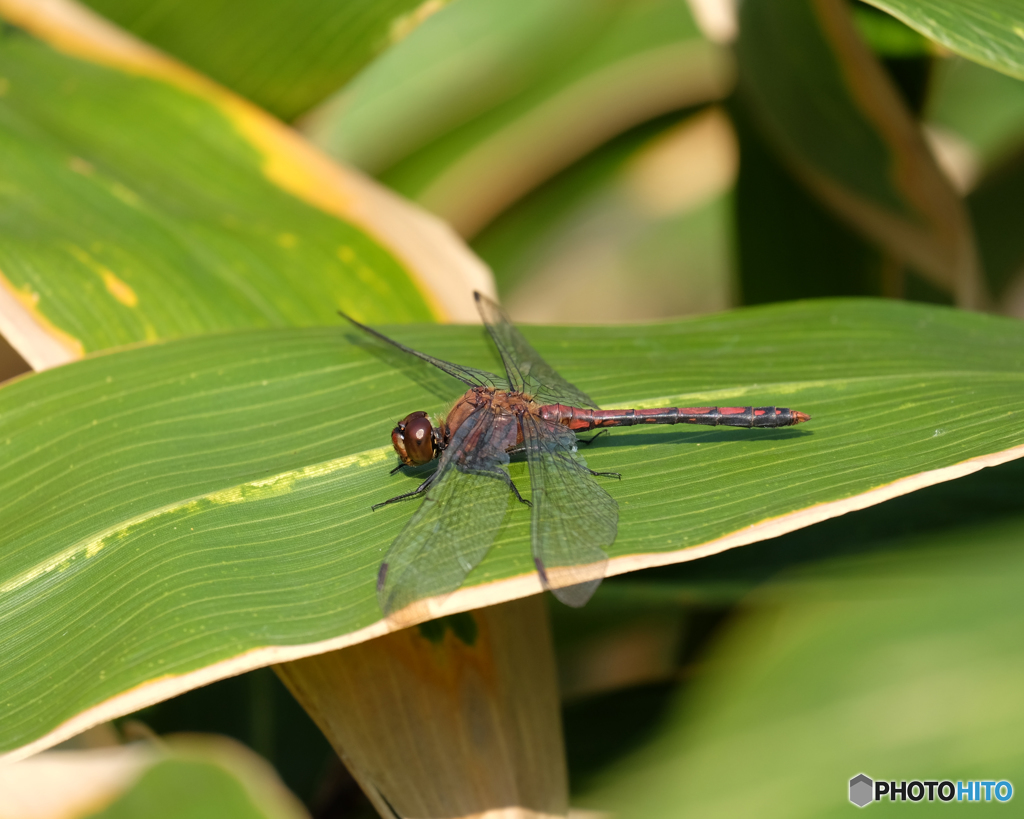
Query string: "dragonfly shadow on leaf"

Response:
xmin=580 ymin=426 xmax=814 ymax=450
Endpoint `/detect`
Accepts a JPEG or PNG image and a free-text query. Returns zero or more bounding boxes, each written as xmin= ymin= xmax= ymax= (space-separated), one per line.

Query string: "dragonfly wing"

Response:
xmin=339 ymin=311 xmax=508 ymax=390
xmin=521 ymin=411 xmax=617 ymax=607
xmin=473 ymin=292 xmax=598 ymax=408
xmin=377 ymin=408 xmax=516 ymax=616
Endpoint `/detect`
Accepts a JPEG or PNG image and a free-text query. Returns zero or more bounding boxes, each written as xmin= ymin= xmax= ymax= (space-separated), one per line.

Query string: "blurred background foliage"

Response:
xmin=7 ymin=0 xmax=1024 ymax=816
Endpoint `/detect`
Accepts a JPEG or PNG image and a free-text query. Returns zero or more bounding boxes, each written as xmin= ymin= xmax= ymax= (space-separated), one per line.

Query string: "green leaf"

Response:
xmin=3 ymin=299 xmax=1024 ymax=760
xmin=864 ymin=0 xmax=1024 ymax=81
xmin=80 ymin=0 xmax=431 ymax=121
xmin=0 ymin=6 xmax=489 ymax=370
xmin=575 ymin=514 xmax=1024 ymax=815
xmin=304 ymin=0 xmax=730 ymax=236
xmin=737 ymin=0 xmax=983 ymax=306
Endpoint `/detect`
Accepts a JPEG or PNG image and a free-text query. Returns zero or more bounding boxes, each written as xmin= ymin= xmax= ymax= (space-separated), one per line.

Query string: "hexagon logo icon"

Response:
xmin=850 ymin=774 xmax=873 ymax=807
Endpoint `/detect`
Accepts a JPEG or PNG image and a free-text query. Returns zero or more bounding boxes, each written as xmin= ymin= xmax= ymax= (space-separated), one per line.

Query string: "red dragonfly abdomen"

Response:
xmin=538 ymin=404 xmax=810 ymax=430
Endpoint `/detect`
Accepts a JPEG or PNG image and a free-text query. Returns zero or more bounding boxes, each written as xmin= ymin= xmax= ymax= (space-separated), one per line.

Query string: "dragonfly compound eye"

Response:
xmin=393 ymin=411 xmax=436 ymax=466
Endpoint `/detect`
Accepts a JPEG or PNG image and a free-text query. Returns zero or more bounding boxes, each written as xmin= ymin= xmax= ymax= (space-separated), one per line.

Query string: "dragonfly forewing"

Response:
xmin=377 ymin=409 xmax=516 ymax=617
xmin=521 ymin=412 xmax=616 ymax=607
xmin=339 ymin=310 xmax=509 ymax=392
xmin=474 ymin=293 xmax=598 ymax=408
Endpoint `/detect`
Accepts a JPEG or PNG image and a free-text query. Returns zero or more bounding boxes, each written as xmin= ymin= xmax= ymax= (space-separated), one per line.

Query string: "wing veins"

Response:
xmin=473 ymin=293 xmax=598 ymax=408
xmin=339 ymin=311 xmax=503 ymax=390
xmin=521 ymin=412 xmax=616 ymax=607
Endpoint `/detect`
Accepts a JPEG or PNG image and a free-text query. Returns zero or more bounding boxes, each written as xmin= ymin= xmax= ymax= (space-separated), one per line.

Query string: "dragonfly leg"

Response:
xmin=388 ymin=462 xmax=405 ymax=475
xmin=576 ymin=430 xmax=609 ymax=446
xmin=500 ymin=471 xmax=532 ymax=506
xmin=554 ymin=449 xmax=621 ymax=480
xmin=476 ymin=464 xmax=532 ymax=506
xmin=466 ymin=463 xmax=532 ymax=506
xmin=372 ymin=471 xmax=437 ymax=511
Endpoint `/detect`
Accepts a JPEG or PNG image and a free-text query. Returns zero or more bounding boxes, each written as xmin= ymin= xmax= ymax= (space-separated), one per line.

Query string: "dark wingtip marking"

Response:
xmin=377 ymin=563 xmax=389 ymax=592
xmin=534 ymin=557 xmax=549 ymax=586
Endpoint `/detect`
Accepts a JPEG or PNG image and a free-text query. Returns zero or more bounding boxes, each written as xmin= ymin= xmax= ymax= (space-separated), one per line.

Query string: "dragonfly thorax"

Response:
xmin=391 ymin=411 xmax=448 ymax=466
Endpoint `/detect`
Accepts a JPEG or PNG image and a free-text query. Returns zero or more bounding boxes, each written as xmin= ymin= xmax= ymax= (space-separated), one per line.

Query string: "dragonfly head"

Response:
xmin=392 ymin=411 xmax=442 ymax=466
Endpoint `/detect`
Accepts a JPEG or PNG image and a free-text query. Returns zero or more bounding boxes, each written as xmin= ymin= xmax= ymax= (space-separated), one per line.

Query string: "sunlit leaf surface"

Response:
xmin=2 ymin=299 xmax=1024 ymax=759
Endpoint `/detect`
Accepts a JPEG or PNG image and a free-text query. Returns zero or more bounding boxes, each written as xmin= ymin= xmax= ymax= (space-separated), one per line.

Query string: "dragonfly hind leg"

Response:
xmin=495 ymin=469 xmax=532 ymax=506
xmin=505 ymin=476 xmax=532 ymax=506
xmin=574 ymin=431 xmax=618 ymax=475
xmin=576 ymin=430 xmax=609 ymax=446
xmin=554 ymin=449 xmax=621 ymax=480
xmin=476 ymin=460 xmax=532 ymax=507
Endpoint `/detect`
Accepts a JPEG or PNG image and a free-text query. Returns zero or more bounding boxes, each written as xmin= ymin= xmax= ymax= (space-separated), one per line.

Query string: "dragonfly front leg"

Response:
xmin=372 ymin=470 xmax=438 ymax=511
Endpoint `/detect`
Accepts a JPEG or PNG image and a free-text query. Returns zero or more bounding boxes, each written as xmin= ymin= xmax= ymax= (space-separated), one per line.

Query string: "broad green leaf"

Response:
xmin=864 ymin=0 xmax=1024 ymax=81
xmin=3 ymin=299 xmax=1024 ymax=760
xmin=0 ymin=2 xmax=490 ymax=370
xmin=473 ymin=108 xmax=736 ymax=321
xmin=304 ymin=0 xmax=731 ymax=236
xmin=79 ymin=0 xmax=430 ymax=121
xmin=738 ymin=0 xmax=984 ymax=307
xmin=0 ymin=736 xmax=309 ymax=819
xmin=575 ymin=515 xmax=1024 ymax=816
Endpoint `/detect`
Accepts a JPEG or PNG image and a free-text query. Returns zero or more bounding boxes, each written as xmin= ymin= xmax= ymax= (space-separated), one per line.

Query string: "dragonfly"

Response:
xmin=341 ymin=293 xmax=809 ymax=617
